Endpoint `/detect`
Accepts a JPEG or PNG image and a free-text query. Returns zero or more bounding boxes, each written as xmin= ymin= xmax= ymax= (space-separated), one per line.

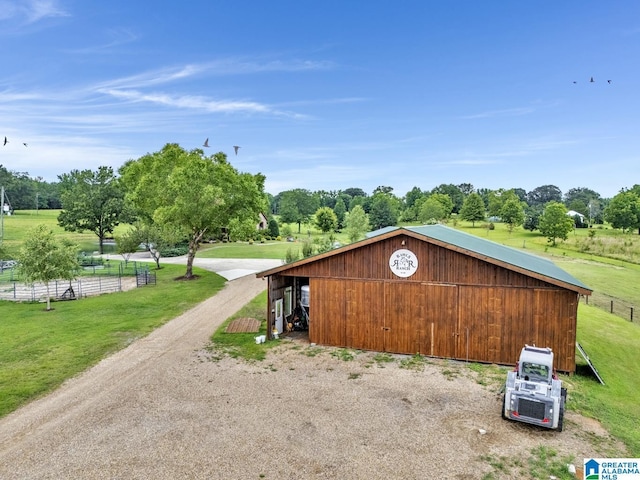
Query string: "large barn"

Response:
xmin=256 ymin=225 xmax=592 ymax=372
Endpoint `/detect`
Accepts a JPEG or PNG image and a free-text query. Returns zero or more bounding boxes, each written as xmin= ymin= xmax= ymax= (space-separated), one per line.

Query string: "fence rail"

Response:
xmin=0 ymin=261 xmax=153 ymax=302
xmin=582 ymin=292 xmax=635 ymax=322
xmin=0 ymin=276 xmax=125 ymax=302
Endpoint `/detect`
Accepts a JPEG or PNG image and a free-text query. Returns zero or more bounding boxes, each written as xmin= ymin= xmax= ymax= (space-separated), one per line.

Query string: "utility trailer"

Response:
xmin=502 ymin=345 xmax=567 ymax=431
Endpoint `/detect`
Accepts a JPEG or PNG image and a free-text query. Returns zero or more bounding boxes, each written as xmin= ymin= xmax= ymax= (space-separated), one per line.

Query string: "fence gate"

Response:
xmin=136 ymin=265 xmax=156 ymax=286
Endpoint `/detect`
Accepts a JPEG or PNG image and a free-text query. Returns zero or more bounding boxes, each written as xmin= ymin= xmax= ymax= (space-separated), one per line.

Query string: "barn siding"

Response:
xmin=265 ymin=234 xmax=581 ymax=372
xmin=278 ymin=236 xmax=550 ymax=289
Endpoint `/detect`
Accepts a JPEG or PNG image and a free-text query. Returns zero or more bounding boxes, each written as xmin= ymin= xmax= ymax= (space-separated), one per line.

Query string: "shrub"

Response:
xmin=285 ymin=247 xmax=300 ymax=263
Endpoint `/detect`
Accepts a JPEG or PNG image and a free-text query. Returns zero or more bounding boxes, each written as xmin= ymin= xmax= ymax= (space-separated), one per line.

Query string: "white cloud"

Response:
xmin=24 ymin=0 xmax=68 ymax=23
xmin=0 ymin=0 xmax=68 ymax=24
xmin=458 ymin=106 xmax=537 ymax=120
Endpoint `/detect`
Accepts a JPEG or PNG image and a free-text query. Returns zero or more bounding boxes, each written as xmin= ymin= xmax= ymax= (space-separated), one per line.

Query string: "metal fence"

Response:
xmin=581 ymin=292 xmax=635 ymax=322
xmin=0 ymin=276 xmax=124 ymax=302
xmin=0 ymin=261 xmax=154 ymax=303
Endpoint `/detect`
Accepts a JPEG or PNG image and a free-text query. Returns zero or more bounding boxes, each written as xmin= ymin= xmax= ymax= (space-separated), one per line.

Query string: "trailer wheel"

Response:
xmin=501 ymin=395 xmax=507 ymax=420
xmin=557 ymin=397 xmax=565 ymax=432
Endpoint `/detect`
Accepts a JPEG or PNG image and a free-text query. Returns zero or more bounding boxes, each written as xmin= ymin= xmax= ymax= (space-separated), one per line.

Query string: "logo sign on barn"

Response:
xmin=389 ymin=249 xmax=418 ymax=278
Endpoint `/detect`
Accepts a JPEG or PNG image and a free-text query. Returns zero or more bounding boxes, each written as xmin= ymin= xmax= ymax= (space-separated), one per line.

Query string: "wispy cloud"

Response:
xmin=458 ymin=106 xmax=537 ymax=120
xmin=0 ymin=0 xmax=69 ymax=24
xmin=98 ymin=88 xmax=304 ymax=118
xmin=24 ymin=0 xmax=68 ymax=23
xmin=94 ymin=57 xmax=334 ymax=90
xmin=64 ymin=27 xmax=139 ymax=54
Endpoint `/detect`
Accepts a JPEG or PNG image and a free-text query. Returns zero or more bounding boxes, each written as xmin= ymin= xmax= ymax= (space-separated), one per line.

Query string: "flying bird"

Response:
xmin=3 ymin=136 xmax=7 ymax=146
xmin=233 ymin=145 xmax=241 ymax=155
xmin=607 ymin=79 xmax=612 ymax=84
xmin=203 ymin=138 xmax=210 ymax=148
xmin=23 ymin=143 xmax=28 ymax=147
xmin=590 ymin=77 xmax=595 ymax=83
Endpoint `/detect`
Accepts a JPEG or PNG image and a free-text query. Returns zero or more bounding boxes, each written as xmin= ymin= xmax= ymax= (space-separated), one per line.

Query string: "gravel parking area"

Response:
xmin=0 ymin=275 xmax=623 ymax=479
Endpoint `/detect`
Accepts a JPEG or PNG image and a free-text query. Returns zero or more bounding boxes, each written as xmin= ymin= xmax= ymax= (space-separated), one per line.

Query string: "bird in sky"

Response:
xmin=3 ymin=136 xmax=7 ymax=146
xmin=233 ymin=145 xmax=241 ymax=155
xmin=590 ymin=77 xmax=595 ymax=83
xmin=23 ymin=143 xmax=28 ymax=147
xmin=203 ymin=138 xmax=210 ymax=148
xmin=607 ymin=79 xmax=612 ymax=84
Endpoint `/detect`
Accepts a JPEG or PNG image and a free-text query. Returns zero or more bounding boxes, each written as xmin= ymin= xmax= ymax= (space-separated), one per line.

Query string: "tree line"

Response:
xmin=4 ymin=151 xmax=640 ymax=275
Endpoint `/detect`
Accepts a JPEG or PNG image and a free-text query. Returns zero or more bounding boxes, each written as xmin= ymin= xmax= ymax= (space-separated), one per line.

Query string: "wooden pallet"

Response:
xmin=225 ymin=317 xmax=261 ymax=333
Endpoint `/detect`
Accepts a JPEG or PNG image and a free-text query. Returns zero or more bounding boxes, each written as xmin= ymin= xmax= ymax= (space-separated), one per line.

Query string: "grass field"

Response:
xmin=0 ymin=264 xmax=226 ymax=417
xmin=2 ymin=210 xmax=640 ymax=454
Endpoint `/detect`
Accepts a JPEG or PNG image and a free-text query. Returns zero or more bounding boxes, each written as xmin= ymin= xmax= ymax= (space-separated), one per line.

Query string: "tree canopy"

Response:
xmin=605 ymin=190 xmax=640 ymax=233
xmin=17 ymin=224 xmax=80 ymax=311
xmin=538 ymin=202 xmax=574 ymax=246
xmin=57 ymin=166 xmax=126 ymax=254
xmin=119 ymin=143 xmax=266 ymax=279
xmin=345 ymin=205 xmax=370 ymax=242
xmin=459 ymin=193 xmax=486 ymax=226
xmin=278 ymin=189 xmax=320 ymax=233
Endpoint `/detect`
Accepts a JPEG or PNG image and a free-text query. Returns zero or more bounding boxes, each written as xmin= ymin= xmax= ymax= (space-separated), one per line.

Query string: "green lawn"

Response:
xmin=0 ymin=264 xmax=226 ymax=417
xmin=572 ymin=304 xmax=640 ymax=455
xmin=198 ymin=241 xmax=297 ymax=260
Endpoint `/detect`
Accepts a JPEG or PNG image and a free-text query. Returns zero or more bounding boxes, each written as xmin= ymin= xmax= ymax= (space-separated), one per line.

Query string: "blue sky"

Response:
xmin=1 ymin=1 xmax=638 ymax=198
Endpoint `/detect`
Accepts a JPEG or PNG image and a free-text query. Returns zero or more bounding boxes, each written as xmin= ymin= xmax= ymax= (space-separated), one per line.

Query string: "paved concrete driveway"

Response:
xmin=117 ymin=252 xmax=283 ymax=280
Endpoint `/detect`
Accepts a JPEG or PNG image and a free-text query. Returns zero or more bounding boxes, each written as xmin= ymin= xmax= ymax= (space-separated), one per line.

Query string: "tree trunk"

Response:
xmin=45 ymin=283 xmax=52 ymax=311
xmin=99 ymin=236 xmax=104 ymax=255
xmin=149 ymin=249 xmax=161 ymax=269
xmin=184 ymin=229 xmax=206 ymax=279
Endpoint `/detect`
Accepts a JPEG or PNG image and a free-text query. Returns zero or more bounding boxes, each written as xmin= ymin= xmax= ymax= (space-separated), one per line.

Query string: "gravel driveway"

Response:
xmin=0 ymin=275 xmax=622 ymax=479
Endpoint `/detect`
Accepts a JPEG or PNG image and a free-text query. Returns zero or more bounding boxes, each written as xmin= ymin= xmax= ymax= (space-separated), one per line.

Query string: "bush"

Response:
xmin=78 ymin=255 xmax=103 ymax=267
xmin=285 ymin=247 xmax=300 ymax=263
xmin=159 ymin=245 xmax=189 ymax=257
xmin=302 ymin=239 xmax=314 ymax=258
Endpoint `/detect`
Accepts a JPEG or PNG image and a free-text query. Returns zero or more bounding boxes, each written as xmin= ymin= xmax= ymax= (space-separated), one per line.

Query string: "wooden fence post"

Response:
xmin=610 ymin=300 xmax=614 ymax=314
xmin=631 ymin=307 xmax=634 ymax=322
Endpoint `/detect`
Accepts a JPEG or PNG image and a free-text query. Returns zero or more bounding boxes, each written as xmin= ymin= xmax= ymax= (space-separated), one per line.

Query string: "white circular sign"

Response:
xmin=389 ymin=249 xmax=418 ymax=278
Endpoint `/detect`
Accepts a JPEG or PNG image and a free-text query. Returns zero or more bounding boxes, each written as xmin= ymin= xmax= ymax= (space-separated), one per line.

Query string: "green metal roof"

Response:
xmin=367 ymin=225 xmax=592 ymax=293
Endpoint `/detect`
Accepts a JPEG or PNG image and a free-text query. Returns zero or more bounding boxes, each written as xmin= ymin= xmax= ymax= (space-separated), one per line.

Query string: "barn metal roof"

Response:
xmin=367 ymin=225 xmax=592 ymax=293
xmin=257 ymin=224 xmax=591 ymax=294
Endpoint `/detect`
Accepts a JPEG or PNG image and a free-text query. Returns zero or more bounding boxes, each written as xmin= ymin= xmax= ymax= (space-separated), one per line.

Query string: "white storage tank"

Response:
xmin=300 ymin=285 xmax=310 ymax=307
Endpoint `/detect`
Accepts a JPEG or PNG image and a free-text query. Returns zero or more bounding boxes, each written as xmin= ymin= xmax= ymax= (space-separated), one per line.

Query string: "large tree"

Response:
xmin=314 ymin=206 xmax=338 ymax=233
xmin=278 ymin=189 xmax=320 ymax=233
xmin=459 ymin=193 xmax=486 ymax=226
xmin=500 ymin=198 xmax=525 ymax=233
xmin=369 ymin=192 xmax=400 ymax=229
xmin=57 ymin=166 xmax=126 ymax=254
xmin=17 ymin=224 xmax=80 ymax=311
xmin=333 ymin=198 xmax=347 ymax=229
xmin=527 ymin=185 xmax=562 ymax=207
xmin=538 ymin=202 xmax=574 ymax=246
xmin=604 ymin=190 xmax=640 ymax=233
xmin=345 ymin=205 xmax=370 ymax=243
xmin=418 ymin=197 xmax=446 ymax=224
xmin=431 ymin=184 xmax=464 ymax=213
xmin=120 ymin=144 xmax=266 ymax=279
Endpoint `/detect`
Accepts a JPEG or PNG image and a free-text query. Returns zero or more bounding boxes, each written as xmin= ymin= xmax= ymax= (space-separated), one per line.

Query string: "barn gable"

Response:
xmin=257 ymin=225 xmax=592 ymax=372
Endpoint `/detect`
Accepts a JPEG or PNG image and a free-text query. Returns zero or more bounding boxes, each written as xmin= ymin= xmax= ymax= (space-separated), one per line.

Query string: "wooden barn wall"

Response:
xmin=278 ymin=235 xmax=551 ymax=288
xmin=305 ymin=278 xmax=577 ymax=372
xmin=274 ymin=234 xmax=579 ymax=372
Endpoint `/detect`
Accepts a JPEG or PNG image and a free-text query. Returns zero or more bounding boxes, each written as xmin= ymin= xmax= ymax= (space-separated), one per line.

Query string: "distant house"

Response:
xmin=256 ymin=225 xmax=592 ymax=372
xmin=257 ymin=212 xmax=268 ymax=230
xmin=567 ymin=210 xmax=586 ymax=227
